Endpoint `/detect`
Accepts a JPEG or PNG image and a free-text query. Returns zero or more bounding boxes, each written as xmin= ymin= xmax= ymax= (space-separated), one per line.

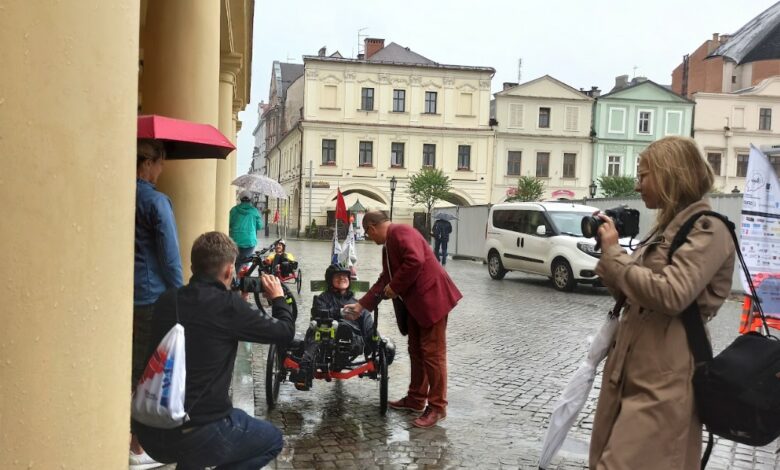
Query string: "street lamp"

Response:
xmin=389 ymin=176 xmax=398 ymax=221
xmin=589 ymin=180 xmax=598 ymax=199
xmin=731 ymin=185 xmax=740 ymax=194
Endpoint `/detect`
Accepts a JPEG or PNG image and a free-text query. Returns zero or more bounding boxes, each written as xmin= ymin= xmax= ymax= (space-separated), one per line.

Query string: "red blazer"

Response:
xmin=359 ymin=224 xmax=462 ymax=327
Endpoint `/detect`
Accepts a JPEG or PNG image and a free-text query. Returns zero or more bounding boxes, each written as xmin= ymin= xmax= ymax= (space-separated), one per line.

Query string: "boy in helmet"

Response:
xmin=292 ymin=264 xmax=394 ymax=390
xmin=263 ymin=239 xmax=296 ymax=277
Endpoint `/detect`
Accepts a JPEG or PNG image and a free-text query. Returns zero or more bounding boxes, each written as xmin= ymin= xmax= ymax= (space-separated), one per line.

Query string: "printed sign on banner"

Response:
xmin=739 ymin=145 xmax=780 ymax=324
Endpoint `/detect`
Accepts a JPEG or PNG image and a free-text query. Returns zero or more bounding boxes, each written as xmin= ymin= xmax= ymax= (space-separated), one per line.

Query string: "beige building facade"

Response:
xmin=693 ymin=76 xmax=780 ymax=192
xmin=492 ymin=76 xmax=595 ymax=201
xmin=265 ymin=39 xmax=495 ymax=233
xmin=0 ymin=1 xmax=253 ymax=468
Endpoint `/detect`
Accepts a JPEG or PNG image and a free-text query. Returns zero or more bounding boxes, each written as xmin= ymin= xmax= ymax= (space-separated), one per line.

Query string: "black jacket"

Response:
xmin=312 ymin=289 xmax=373 ymax=339
xmin=145 ymin=274 xmax=294 ymax=425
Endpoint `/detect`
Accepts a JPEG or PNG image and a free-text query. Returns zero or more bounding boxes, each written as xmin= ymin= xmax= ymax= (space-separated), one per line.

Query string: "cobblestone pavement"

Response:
xmin=245 ymin=236 xmax=779 ymax=470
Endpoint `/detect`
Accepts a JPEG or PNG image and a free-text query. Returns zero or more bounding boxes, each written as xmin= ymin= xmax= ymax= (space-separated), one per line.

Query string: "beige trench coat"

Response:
xmin=589 ymin=200 xmax=735 ymax=469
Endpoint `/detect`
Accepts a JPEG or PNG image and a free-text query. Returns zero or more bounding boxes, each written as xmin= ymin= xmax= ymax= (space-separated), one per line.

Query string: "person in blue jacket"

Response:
xmin=131 ymin=139 xmax=184 ymax=468
xmin=229 ymin=190 xmax=264 ymax=274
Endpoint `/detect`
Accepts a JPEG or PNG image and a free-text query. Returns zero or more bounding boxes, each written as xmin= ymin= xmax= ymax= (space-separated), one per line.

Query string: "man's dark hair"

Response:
xmin=361 ymin=211 xmax=390 ymax=231
xmin=191 ymin=231 xmax=238 ymax=277
xmin=137 ymin=139 xmax=166 ymax=169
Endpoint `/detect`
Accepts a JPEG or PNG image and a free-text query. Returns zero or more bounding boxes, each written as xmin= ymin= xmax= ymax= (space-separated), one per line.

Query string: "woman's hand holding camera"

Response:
xmin=596 ymin=212 xmax=619 ymax=249
xmin=260 ymin=273 xmax=284 ymax=299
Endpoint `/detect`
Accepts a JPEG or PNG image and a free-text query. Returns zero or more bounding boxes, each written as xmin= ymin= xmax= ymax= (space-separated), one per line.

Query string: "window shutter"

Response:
xmin=509 ymin=104 xmax=524 ymax=128
xmin=565 ymin=106 xmax=579 ymax=131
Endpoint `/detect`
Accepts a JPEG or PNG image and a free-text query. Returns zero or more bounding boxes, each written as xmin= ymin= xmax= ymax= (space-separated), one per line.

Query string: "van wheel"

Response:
xmin=552 ymin=259 xmax=576 ymax=292
xmin=488 ymin=251 xmax=507 ymax=280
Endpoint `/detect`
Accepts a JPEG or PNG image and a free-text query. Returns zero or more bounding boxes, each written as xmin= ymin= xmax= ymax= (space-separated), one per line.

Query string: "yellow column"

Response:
xmin=0 ymin=2 xmax=138 ymax=468
xmin=141 ymin=0 xmax=220 ymax=279
xmin=216 ymin=59 xmax=240 ymax=233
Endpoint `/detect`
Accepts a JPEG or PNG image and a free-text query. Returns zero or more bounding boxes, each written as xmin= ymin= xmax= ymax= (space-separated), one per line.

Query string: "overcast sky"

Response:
xmin=234 ymin=0 xmax=776 ymax=172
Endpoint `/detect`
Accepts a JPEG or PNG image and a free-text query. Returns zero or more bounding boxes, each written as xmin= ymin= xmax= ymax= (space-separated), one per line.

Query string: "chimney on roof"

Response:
xmin=632 ymin=76 xmax=648 ymax=85
xmin=615 ymin=74 xmax=629 ymax=90
xmin=712 ymin=33 xmax=719 ymax=42
xmin=357 ymin=53 xmax=365 ymax=60
xmin=583 ymin=86 xmax=601 ymax=98
xmin=365 ymin=38 xmax=385 ymax=59
xmin=318 ymin=46 xmax=326 ymax=57
xmin=503 ymin=82 xmax=518 ymax=90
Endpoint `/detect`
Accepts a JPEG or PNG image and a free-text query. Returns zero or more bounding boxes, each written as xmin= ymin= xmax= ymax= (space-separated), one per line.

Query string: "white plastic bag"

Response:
xmin=131 ymin=324 xmax=187 ymax=429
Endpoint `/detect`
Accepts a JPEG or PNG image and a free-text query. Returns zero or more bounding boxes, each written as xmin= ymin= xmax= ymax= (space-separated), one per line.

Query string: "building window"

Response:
xmin=608 ymin=107 xmax=626 ymax=134
xmin=360 ymin=87 xmax=374 ymax=111
xmin=638 ymin=110 xmax=652 ymax=134
xmin=507 ymin=151 xmax=521 ymax=176
xmin=424 ymin=91 xmax=437 ymax=114
xmin=760 ymin=108 xmax=772 ymax=130
xmin=564 ymin=106 xmax=579 ymax=131
xmin=737 ymin=153 xmax=749 ymax=177
xmin=391 ymin=142 xmax=405 ymax=168
xmin=359 ymin=141 xmax=373 ymax=166
xmin=422 ymin=144 xmax=436 ymax=167
xmin=393 ymin=89 xmax=406 ymax=112
xmin=665 ymin=110 xmax=683 ymax=135
xmin=607 ymin=155 xmax=622 ymax=176
xmin=562 ymin=153 xmax=577 ymax=178
xmin=322 ymin=139 xmax=336 ymax=165
xmin=536 ymin=152 xmax=550 ymax=177
xmin=458 ymin=145 xmax=471 ymax=170
xmin=707 ymin=152 xmax=722 ymax=176
xmin=458 ymin=92 xmax=473 ymax=115
xmin=771 ymin=155 xmax=780 ymax=175
xmin=508 ymin=103 xmax=524 ymax=128
xmin=538 ymin=107 xmax=551 ymax=128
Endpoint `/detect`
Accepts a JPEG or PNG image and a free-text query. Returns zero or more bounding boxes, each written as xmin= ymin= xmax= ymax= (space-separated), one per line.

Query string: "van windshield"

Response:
xmin=547 ymin=212 xmax=591 ymax=237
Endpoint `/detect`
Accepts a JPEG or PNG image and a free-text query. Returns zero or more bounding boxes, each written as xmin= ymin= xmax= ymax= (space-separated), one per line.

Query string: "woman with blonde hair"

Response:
xmin=589 ymin=136 xmax=735 ymax=469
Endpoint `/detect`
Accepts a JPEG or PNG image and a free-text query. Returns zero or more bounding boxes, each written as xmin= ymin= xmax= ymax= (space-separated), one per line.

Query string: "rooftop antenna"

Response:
xmin=632 ymin=65 xmax=638 ymax=79
xmin=357 ymin=27 xmax=368 ymax=57
xmin=286 ymin=53 xmax=295 ymax=62
xmin=517 ymin=58 xmax=522 ymax=83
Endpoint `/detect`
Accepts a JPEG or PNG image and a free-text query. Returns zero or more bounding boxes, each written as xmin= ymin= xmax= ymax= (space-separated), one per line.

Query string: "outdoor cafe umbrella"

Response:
xmin=231 ymin=174 xmax=287 ymax=199
xmin=137 ymin=114 xmax=235 ymax=159
xmin=538 ymin=313 xmax=619 ymax=469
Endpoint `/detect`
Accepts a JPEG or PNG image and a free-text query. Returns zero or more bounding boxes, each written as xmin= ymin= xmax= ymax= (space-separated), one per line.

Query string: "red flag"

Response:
xmin=273 ymin=209 xmax=280 ymax=223
xmin=335 ymin=189 xmax=349 ymax=224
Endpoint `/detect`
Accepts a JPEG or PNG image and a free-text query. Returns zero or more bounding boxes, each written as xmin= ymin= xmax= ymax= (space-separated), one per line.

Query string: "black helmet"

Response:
xmin=325 ymin=264 xmax=351 ymax=288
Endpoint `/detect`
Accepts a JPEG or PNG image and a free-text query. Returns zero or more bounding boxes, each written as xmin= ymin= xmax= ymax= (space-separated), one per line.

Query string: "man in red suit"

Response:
xmin=344 ymin=211 xmax=462 ymax=428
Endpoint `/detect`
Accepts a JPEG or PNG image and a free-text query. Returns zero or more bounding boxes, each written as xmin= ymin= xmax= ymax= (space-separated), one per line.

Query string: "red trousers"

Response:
xmin=406 ymin=314 xmax=448 ymax=412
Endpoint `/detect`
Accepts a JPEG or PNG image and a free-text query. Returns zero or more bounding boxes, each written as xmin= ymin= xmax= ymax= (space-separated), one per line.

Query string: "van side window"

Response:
xmin=493 ymin=210 xmax=523 ymax=233
xmin=526 ymin=211 xmax=550 ymax=235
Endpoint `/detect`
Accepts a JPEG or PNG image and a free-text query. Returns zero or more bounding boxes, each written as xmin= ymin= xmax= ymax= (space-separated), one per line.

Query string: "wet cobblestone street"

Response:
xmin=244 ymin=237 xmax=779 ymax=470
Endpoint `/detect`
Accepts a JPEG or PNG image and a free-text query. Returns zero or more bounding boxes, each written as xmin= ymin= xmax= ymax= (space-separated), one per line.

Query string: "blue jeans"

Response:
xmin=434 ymin=239 xmax=448 ymax=265
xmin=136 ymin=408 xmax=283 ymax=470
xmin=236 ymin=246 xmax=255 ymax=275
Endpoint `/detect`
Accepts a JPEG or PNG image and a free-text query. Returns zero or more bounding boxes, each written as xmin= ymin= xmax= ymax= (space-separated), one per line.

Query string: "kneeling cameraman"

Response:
xmin=133 ymin=231 xmax=294 ymax=469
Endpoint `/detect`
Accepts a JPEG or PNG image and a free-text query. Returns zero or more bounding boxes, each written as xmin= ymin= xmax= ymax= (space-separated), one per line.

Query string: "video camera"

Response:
xmin=581 ymin=206 xmax=640 ymax=240
xmin=235 ymin=276 xmax=263 ymax=293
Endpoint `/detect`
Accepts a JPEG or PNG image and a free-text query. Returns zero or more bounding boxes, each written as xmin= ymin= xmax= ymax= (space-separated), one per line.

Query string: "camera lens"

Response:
xmin=580 ymin=216 xmax=601 ymax=239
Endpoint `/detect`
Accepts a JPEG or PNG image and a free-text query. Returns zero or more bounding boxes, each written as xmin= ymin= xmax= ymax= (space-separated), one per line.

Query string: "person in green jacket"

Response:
xmin=229 ymin=190 xmax=264 ymax=274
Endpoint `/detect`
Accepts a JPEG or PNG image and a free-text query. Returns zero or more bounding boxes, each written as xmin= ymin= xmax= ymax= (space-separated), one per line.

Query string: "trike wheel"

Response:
xmin=295 ymin=269 xmax=302 ymax=295
xmin=377 ymin=346 xmax=388 ymax=415
xmin=265 ymin=344 xmax=284 ymax=409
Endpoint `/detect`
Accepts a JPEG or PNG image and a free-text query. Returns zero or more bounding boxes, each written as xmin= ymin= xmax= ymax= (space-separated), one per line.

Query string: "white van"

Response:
xmin=484 ymin=201 xmax=605 ymax=291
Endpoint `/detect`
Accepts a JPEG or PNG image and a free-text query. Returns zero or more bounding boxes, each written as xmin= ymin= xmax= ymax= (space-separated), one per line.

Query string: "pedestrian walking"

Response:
xmin=344 ymin=211 xmax=462 ymax=428
xmin=431 ymin=217 xmax=452 ymax=265
xmin=229 ymin=190 xmax=263 ymax=274
xmin=131 ymin=139 xmax=184 ymax=469
xmin=589 ymin=136 xmax=735 ymax=469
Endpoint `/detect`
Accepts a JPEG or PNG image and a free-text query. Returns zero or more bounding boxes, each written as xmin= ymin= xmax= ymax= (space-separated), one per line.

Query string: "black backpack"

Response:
xmin=668 ymin=211 xmax=780 ymax=468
